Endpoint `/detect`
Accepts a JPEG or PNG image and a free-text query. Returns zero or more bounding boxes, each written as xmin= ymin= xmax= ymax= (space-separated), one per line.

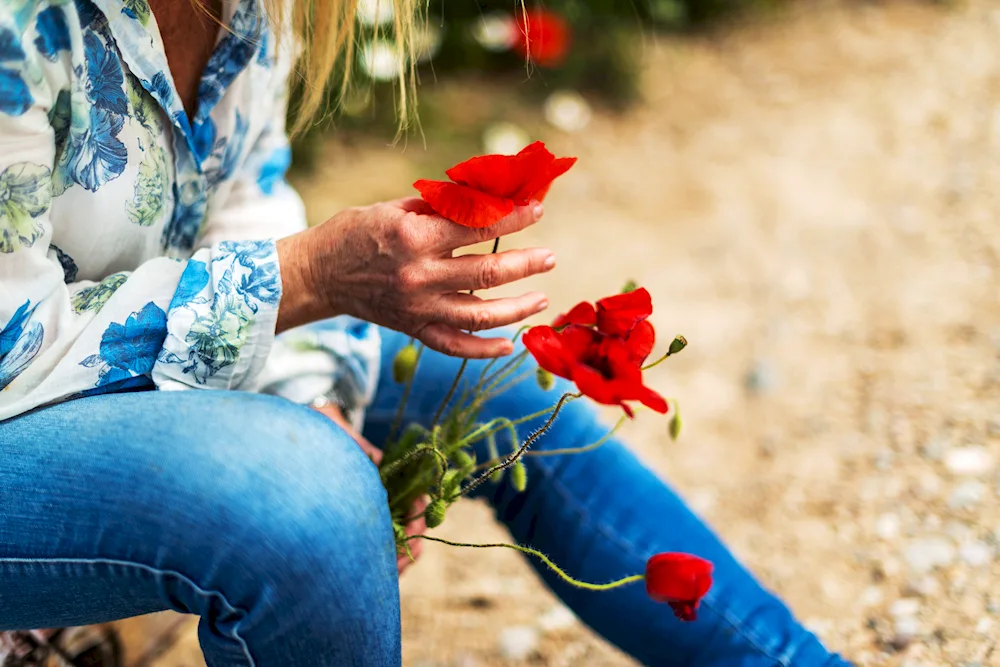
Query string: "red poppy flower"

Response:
xmin=413 ymin=141 xmax=576 ymax=228
xmin=645 ymin=553 xmax=714 ymax=622
xmin=523 ymin=324 xmax=667 ymax=418
xmin=513 ymin=8 xmax=571 ymax=68
xmin=552 ymin=288 xmax=655 ymax=365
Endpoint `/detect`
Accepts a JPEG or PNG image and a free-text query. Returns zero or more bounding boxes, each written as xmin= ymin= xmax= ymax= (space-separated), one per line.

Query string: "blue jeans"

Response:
xmin=0 ymin=327 xmax=850 ymax=666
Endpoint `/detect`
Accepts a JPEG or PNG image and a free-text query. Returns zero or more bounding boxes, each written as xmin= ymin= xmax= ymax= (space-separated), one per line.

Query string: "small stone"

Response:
xmin=987 ymin=597 xmax=1000 ymax=614
xmin=944 ymin=446 xmax=995 ymax=476
xmin=890 ymin=598 xmax=921 ymax=618
xmin=948 ymin=481 xmax=986 ymax=509
xmin=744 ymin=360 xmax=778 ymax=395
xmin=945 ymin=520 xmax=972 ymax=542
xmin=988 ymin=420 xmax=1000 ymax=438
xmin=894 ymin=615 xmax=920 ymax=639
xmin=976 ymin=617 xmax=994 ymax=634
xmin=876 ymin=513 xmax=901 ymax=539
xmin=885 ymin=633 xmax=913 ymax=653
xmin=920 ymin=438 xmax=946 ymax=461
xmin=874 ymin=449 xmax=894 ymax=471
xmin=497 ymin=626 xmax=540 ymax=661
xmin=536 ymin=604 xmax=577 ymax=634
xmin=959 ymin=540 xmax=993 ymax=567
xmin=860 ymin=586 xmax=884 ymax=607
xmin=902 ymin=576 xmax=941 ymax=598
xmin=904 ymin=537 xmax=956 ymax=573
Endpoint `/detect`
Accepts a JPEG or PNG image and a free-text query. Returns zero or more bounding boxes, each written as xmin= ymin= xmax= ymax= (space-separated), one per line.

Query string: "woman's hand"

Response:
xmin=312 ymin=401 xmax=425 ymax=575
xmin=277 ymin=198 xmax=554 ymax=358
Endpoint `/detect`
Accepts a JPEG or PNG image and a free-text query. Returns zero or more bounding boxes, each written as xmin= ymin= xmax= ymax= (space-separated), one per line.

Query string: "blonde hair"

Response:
xmin=262 ymin=0 xmax=423 ymax=138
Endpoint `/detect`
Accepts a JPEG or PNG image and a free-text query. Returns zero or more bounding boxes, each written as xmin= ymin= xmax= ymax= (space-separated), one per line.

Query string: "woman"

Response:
xmin=0 ymin=0 xmax=851 ymax=665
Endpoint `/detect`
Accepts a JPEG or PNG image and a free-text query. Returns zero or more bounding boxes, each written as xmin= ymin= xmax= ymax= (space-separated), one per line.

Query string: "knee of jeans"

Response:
xmin=195 ymin=396 xmax=396 ymax=605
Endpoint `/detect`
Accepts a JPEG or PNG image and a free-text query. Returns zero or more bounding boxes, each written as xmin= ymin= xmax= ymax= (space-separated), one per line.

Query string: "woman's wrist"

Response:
xmin=276 ymin=232 xmax=330 ymax=333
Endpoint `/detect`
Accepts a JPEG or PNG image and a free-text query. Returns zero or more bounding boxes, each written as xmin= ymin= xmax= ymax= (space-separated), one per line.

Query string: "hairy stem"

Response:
xmin=459 ymin=392 xmax=577 ymax=498
xmin=413 ymin=535 xmax=645 ymax=592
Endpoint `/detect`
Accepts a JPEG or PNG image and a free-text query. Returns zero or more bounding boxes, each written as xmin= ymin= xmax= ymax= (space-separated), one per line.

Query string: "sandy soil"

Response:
xmin=114 ymin=1 xmax=1000 ymax=665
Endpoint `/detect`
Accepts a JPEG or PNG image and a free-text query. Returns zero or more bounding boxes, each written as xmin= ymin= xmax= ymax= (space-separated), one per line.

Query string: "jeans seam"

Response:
xmin=0 ymin=556 xmax=256 ymax=667
xmin=529 ymin=454 xmax=790 ymax=667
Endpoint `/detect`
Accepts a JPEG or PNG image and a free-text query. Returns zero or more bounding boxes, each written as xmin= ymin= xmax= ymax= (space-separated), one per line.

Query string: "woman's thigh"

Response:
xmin=0 ymin=391 xmax=397 ymax=634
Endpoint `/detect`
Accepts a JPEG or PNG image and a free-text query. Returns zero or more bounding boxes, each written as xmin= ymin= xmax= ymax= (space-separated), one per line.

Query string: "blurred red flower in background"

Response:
xmin=645 ymin=553 xmax=714 ymax=622
xmin=513 ymin=8 xmax=571 ymax=68
xmin=414 ymin=141 xmax=576 ymax=228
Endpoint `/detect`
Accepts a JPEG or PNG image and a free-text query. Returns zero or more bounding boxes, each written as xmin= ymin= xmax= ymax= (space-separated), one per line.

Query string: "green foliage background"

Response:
xmin=290 ymin=0 xmax=785 ymax=166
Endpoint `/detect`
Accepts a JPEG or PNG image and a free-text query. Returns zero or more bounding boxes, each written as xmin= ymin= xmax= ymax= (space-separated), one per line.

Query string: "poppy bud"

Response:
xmin=425 ymin=499 xmax=447 ymax=528
xmin=511 ymin=461 xmax=528 ymax=492
xmin=621 ymin=280 xmax=638 ymax=294
xmin=645 ymin=553 xmax=713 ymax=622
xmin=392 ymin=343 xmax=419 ymax=383
xmin=536 ymin=367 xmax=555 ymax=391
xmin=451 ymin=449 xmax=475 ymax=470
xmin=669 ymin=405 xmax=682 ymax=441
xmin=668 ymin=335 xmax=688 ymax=356
xmin=440 ymin=469 xmax=463 ymax=498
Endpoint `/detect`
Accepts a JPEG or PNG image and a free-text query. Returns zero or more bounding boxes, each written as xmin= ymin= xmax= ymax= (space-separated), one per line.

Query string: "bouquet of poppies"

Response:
xmin=380 ymin=142 xmax=713 ymax=621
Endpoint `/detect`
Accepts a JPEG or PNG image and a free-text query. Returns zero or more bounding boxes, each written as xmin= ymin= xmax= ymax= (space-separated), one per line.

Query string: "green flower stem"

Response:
xmin=429 ymin=238 xmax=502 ymax=431
xmin=642 ymin=347 xmax=681 ymax=371
xmin=479 ymin=368 xmax=536 ymax=405
xmin=476 ymin=415 xmax=627 ymax=468
xmin=480 ymin=350 xmax=531 ymax=396
xmin=387 ymin=340 xmax=424 ymax=444
xmin=430 ymin=358 xmax=468 ymax=429
xmin=460 ymin=398 xmax=566 ymax=452
xmin=413 ymin=535 xmax=645 ymax=592
xmin=458 ymin=392 xmax=576 ymax=498
xmin=476 ymin=324 xmax=531 ymax=388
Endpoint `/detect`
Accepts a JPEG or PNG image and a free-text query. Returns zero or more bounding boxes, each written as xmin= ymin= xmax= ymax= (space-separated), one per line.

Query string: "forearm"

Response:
xmin=276 ymin=232 xmax=329 ymax=333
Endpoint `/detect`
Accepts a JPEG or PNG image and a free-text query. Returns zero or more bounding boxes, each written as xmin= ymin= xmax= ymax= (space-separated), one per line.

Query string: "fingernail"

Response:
xmin=533 ymin=204 xmax=544 ymax=219
xmin=543 ymin=254 xmax=557 ymax=270
xmin=536 ymin=299 xmax=549 ymax=312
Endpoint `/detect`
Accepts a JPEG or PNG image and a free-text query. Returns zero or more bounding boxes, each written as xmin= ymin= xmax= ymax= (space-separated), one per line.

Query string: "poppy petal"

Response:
xmin=553 ymin=301 xmax=597 ymax=328
xmin=413 ymin=179 xmax=515 ymax=228
xmin=559 ymin=324 xmax=601 ymax=358
xmin=444 ymin=154 xmax=520 ymax=198
xmin=523 ymin=326 xmax=576 ymax=379
xmin=624 ymin=320 xmax=655 ymax=364
xmin=636 ymin=384 xmax=669 ymax=414
xmin=517 ymin=156 xmax=578 ymax=204
xmin=596 ymin=287 xmax=652 ymax=336
xmin=645 ymin=553 xmax=714 ymax=604
xmin=571 ymin=364 xmax=622 ymax=407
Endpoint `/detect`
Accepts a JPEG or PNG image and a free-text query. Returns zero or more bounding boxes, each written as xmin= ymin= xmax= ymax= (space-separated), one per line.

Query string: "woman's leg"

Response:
xmin=0 ymin=391 xmax=400 ymax=667
xmin=364 ymin=329 xmax=851 ymax=667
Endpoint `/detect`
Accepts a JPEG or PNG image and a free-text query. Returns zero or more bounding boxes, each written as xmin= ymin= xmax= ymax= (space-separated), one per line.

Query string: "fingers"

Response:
xmin=428 ymin=247 xmax=556 ymax=291
xmin=417 ymin=323 xmax=516 ymax=359
xmin=397 ymin=496 xmax=428 ymax=576
xmin=441 ymin=292 xmax=549 ymax=332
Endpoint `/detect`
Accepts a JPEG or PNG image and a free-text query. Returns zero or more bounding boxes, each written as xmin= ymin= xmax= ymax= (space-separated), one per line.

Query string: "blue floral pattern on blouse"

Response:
xmin=0 ymin=0 xmax=382 ymax=421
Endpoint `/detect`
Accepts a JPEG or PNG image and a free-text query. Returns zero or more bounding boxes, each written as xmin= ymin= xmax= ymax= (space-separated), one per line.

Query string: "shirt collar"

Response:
xmin=87 ymin=0 xmax=264 ymax=160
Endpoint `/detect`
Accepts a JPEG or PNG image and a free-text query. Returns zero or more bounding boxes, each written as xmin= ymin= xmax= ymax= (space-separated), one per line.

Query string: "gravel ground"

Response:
xmin=114 ymin=1 xmax=1000 ymax=665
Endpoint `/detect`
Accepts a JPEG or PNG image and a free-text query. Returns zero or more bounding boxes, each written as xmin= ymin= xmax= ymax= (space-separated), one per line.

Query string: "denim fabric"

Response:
xmin=0 ymin=326 xmax=852 ymax=667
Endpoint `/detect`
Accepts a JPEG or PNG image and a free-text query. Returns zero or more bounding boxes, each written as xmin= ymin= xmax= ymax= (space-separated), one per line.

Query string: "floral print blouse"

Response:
xmin=0 ymin=0 xmax=380 ymax=425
